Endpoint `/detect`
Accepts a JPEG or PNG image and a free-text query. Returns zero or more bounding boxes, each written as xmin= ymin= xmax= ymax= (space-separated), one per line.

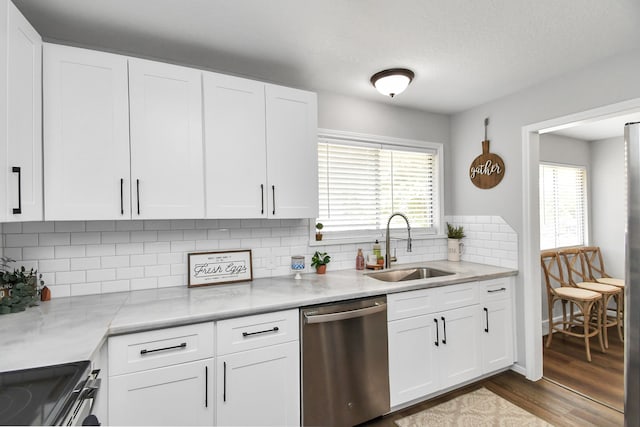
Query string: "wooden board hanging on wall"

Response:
xmin=469 ymin=140 xmax=505 ymax=189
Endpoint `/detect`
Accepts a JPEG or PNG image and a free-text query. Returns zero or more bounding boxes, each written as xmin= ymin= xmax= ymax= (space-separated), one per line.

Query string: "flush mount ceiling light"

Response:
xmin=370 ymin=68 xmax=415 ymax=98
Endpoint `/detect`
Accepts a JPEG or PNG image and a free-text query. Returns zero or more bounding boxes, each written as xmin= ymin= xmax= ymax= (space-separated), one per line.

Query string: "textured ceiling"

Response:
xmin=12 ymin=0 xmax=640 ymax=113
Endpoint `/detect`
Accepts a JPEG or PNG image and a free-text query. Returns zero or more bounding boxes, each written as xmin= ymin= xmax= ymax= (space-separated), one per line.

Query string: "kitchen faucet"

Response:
xmin=385 ymin=212 xmax=412 ymax=269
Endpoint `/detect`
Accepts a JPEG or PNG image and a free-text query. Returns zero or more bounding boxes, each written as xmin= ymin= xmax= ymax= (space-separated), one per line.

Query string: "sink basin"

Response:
xmin=367 ymin=267 xmax=454 ymax=282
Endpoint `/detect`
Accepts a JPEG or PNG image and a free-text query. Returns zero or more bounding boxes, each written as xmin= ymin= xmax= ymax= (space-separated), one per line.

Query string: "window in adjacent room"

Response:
xmin=316 ymin=131 xmax=443 ymax=241
xmin=539 ymin=162 xmax=588 ymax=250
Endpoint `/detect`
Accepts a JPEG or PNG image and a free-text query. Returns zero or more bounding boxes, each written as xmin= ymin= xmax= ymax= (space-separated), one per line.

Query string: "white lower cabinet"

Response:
xmin=109 ymin=359 xmax=214 ymax=426
xmin=216 ymin=341 xmax=300 ymax=426
xmin=216 ymin=309 xmax=300 ymax=426
xmin=387 ymin=278 xmax=514 ymax=408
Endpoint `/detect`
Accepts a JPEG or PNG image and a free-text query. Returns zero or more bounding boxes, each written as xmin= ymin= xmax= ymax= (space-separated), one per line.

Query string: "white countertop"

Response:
xmin=1 ymin=260 xmax=517 ymax=372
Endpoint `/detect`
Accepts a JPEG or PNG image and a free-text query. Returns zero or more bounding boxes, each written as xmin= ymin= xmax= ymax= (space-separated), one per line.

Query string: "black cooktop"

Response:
xmin=0 ymin=361 xmax=90 ymax=426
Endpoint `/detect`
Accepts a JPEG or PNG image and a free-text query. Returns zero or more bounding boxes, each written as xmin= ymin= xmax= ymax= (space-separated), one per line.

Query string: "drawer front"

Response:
xmin=480 ymin=277 xmax=513 ymax=302
xmin=217 ymin=309 xmax=299 ymax=355
xmin=387 ymin=288 xmax=438 ymax=321
xmin=435 ymin=282 xmax=480 ymax=311
xmin=109 ymin=322 xmax=215 ymax=376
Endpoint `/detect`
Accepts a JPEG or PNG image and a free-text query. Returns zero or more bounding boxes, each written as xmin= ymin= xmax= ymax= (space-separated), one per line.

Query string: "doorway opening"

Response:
xmin=521 ymin=99 xmax=640 ymax=414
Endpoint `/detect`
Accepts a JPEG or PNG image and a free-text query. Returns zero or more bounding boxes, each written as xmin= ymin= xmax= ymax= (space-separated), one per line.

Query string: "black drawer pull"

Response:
xmin=441 ymin=316 xmax=447 ymax=344
xmin=136 ymin=179 xmax=141 ymax=215
xmin=487 ymin=287 xmax=506 ymax=293
xmin=260 ymin=184 xmax=264 ymax=215
xmin=140 ymin=342 xmax=187 ymax=355
xmin=242 ymin=326 xmax=279 ymax=337
xmin=434 ymin=318 xmax=439 ymax=347
xmin=271 ymin=185 xmax=276 ymax=215
xmin=223 ymin=361 xmax=227 ymax=402
xmin=205 ymin=365 xmax=208 ymax=408
xmin=12 ymin=167 xmax=21 ymax=214
xmin=484 ymin=307 xmax=489 ymax=333
xmin=120 ymin=178 xmax=124 ymax=215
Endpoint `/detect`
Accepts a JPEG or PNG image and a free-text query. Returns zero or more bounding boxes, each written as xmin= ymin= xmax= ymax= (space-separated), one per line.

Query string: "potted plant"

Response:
xmin=446 ymin=223 xmax=465 ymax=262
xmin=311 ymin=251 xmax=331 ymax=274
xmin=0 ymin=257 xmax=44 ymax=314
xmin=315 ymin=223 xmax=324 ymax=241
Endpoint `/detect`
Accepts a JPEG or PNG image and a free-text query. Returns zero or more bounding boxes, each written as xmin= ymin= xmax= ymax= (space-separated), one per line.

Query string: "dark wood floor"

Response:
xmin=543 ymin=329 xmax=624 ymax=412
xmin=362 ymin=369 xmax=623 ymax=427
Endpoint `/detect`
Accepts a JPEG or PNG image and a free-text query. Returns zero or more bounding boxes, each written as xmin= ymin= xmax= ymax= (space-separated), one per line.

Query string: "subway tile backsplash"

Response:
xmin=0 ymin=216 xmax=517 ymax=299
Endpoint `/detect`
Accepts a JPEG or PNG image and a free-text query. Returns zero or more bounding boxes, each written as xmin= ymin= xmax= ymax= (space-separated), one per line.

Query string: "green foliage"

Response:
xmin=0 ymin=256 xmax=43 ymax=314
xmin=315 ymin=222 xmax=324 ymax=231
xmin=311 ymin=251 xmax=331 ymax=268
xmin=446 ymin=223 xmax=465 ymax=239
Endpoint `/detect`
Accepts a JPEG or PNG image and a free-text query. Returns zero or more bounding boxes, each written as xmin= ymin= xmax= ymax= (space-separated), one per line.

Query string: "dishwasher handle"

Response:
xmin=304 ymin=302 xmax=386 ymax=324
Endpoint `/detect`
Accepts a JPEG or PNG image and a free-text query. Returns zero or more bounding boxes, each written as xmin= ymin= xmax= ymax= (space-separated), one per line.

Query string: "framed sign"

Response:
xmin=469 ymin=117 xmax=505 ymax=189
xmin=188 ymin=250 xmax=253 ymax=287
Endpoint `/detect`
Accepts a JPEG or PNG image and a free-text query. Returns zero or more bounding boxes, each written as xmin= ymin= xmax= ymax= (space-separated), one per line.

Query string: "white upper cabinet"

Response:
xmin=203 ymin=72 xmax=267 ymax=218
xmin=43 ymin=44 xmax=130 ymax=220
xmin=203 ymin=76 xmax=318 ymax=219
xmin=0 ymin=1 xmax=42 ymax=222
xmin=265 ymin=85 xmax=318 ymax=218
xmin=128 ymin=59 xmax=205 ymax=219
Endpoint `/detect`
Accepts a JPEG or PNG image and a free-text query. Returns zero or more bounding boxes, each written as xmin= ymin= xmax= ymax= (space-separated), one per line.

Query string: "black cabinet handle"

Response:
xmin=441 ymin=316 xmax=447 ymax=344
xmin=261 ymin=184 xmax=264 ymax=215
xmin=242 ymin=326 xmax=279 ymax=337
xmin=487 ymin=287 xmax=506 ymax=293
xmin=12 ymin=167 xmax=21 ymax=214
xmin=272 ymin=185 xmax=276 ymax=215
xmin=205 ymin=365 xmax=208 ymax=408
xmin=139 ymin=342 xmax=186 ymax=355
xmin=434 ymin=318 xmax=439 ymax=346
xmin=484 ymin=307 xmax=489 ymax=333
xmin=136 ymin=179 xmax=140 ymax=215
xmin=223 ymin=361 xmax=227 ymax=402
xmin=120 ymin=178 xmax=124 ymax=215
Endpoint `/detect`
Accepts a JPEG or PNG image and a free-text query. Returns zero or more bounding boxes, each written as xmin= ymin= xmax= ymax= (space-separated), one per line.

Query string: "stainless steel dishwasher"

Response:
xmin=300 ymin=296 xmax=389 ymax=426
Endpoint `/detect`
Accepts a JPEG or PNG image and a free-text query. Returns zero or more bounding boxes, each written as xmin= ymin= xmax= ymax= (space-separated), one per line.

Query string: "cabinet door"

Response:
xmin=265 ymin=85 xmax=318 ymax=218
xmin=129 ymin=59 xmax=204 ymax=219
xmin=4 ymin=2 xmax=42 ymax=221
xmin=481 ymin=299 xmax=514 ymax=373
xmin=43 ymin=44 xmax=131 ymax=220
xmin=109 ymin=359 xmax=214 ymax=426
xmin=437 ymin=305 xmax=483 ymax=389
xmin=217 ymin=342 xmax=300 ymax=426
xmin=203 ymin=72 xmax=267 ymax=218
xmin=388 ymin=315 xmax=439 ymax=407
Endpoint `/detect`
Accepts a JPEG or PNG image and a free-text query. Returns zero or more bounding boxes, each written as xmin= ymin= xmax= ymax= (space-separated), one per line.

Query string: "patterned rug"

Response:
xmin=395 ymin=387 xmax=553 ymax=427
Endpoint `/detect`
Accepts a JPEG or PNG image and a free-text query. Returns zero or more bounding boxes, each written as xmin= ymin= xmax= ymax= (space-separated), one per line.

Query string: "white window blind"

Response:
xmin=318 ymin=140 xmax=436 ymax=235
xmin=539 ymin=163 xmax=587 ymax=250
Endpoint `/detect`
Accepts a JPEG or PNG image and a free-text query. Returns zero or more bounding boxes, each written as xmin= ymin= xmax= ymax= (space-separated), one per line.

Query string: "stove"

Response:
xmin=0 ymin=361 xmax=98 ymax=426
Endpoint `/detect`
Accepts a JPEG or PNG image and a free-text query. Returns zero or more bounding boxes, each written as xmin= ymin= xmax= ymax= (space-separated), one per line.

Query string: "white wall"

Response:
xmin=590 ymin=136 xmax=625 ymax=278
xmin=539 ymin=133 xmax=591 ymax=166
xmin=450 ymin=47 xmax=640 ymax=371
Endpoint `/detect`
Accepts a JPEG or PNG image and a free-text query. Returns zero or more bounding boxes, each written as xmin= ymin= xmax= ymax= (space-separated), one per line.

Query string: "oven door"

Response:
xmin=59 ymin=370 xmax=101 ymax=426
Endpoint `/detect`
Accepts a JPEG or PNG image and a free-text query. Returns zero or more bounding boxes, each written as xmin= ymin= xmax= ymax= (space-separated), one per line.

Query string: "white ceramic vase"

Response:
xmin=447 ymin=238 xmax=464 ymax=262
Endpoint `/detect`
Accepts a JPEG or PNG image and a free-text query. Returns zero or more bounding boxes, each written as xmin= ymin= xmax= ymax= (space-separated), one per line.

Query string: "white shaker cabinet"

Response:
xmin=0 ymin=1 xmax=42 ymax=222
xmin=480 ymin=278 xmax=515 ymax=373
xmin=203 ymin=76 xmax=318 ymax=219
xmin=265 ymin=84 xmax=318 ymax=218
xmin=203 ymin=73 xmax=267 ymax=218
xmin=216 ymin=309 xmax=300 ymax=426
xmin=109 ymin=359 xmax=214 ymax=426
xmin=128 ymin=58 xmax=204 ymax=219
xmin=43 ymin=44 xmax=130 ymax=220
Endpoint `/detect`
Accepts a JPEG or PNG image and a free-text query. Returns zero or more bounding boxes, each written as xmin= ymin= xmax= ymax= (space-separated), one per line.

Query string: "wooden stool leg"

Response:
xmin=616 ymin=293 xmax=623 ymax=341
xmin=582 ymin=300 xmax=592 ymax=362
xmin=546 ymin=296 xmax=555 ymax=348
xmin=596 ymin=299 xmax=605 ymax=353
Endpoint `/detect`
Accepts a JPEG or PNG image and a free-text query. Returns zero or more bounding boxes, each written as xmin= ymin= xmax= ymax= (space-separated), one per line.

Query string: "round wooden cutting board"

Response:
xmin=469 ymin=140 xmax=505 ymax=189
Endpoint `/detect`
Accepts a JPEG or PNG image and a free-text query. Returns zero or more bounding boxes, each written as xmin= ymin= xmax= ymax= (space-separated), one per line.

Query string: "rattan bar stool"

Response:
xmin=541 ymin=250 xmax=604 ymax=362
xmin=560 ymin=247 xmax=623 ymax=348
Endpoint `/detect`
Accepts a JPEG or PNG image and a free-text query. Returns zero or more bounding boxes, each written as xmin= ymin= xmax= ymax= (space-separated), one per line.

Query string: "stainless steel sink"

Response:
xmin=367 ymin=267 xmax=454 ymax=282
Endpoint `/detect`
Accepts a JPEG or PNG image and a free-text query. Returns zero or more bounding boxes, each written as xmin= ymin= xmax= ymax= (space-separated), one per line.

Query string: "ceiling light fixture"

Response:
xmin=370 ymin=68 xmax=415 ymax=98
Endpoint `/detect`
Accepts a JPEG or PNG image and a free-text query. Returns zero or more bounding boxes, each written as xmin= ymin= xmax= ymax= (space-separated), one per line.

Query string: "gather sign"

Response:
xmin=469 ymin=118 xmax=505 ymax=189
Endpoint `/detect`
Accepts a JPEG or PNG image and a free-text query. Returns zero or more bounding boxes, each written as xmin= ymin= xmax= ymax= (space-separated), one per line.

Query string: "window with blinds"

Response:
xmin=318 ymin=138 xmax=437 ymax=236
xmin=539 ymin=163 xmax=588 ymax=250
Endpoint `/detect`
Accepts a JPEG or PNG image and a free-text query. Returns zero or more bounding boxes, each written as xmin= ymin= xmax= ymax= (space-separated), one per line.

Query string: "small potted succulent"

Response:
xmin=0 ymin=257 xmax=44 ymax=314
xmin=311 ymin=251 xmax=331 ymax=274
xmin=315 ymin=222 xmax=324 ymax=241
xmin=446 ymin=223 xmax=465 ymax=262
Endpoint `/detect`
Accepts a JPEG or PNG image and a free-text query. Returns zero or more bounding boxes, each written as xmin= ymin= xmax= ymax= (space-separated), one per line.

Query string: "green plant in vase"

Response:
xmin=315 ymin=222 xmax=324 ymax=241
xmin=0 ymin=256 xmax=44 ymax=314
